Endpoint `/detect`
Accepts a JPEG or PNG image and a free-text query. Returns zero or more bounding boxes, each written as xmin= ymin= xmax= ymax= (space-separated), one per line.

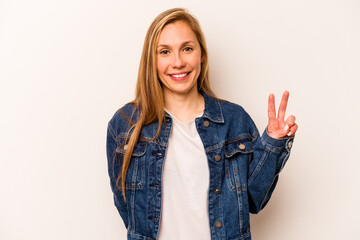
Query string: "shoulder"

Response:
xmin=218 ymin=99 xmax=252 ymax=121
xmin=107 ymin=102 xmax=140 ymax=139
xmin=217 ymin=98 xmax=258 ymax=138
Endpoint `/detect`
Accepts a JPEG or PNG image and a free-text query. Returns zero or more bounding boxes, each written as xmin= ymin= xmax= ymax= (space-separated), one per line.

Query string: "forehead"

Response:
xmin=158 ymin=21 xmax=198 ymax=46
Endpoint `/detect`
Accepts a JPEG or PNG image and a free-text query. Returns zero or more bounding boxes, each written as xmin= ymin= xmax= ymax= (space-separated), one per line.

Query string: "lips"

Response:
xmin=170 ymin=72 xmax=188 ymax=77
xmin=168 ymin=72 xmax=190 ymax=81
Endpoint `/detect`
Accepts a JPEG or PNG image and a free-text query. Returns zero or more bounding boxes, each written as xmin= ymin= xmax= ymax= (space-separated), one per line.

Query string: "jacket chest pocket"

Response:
xmin=115 ymin=139 xmax=147 ymax=189
xmin=224 ymin=138 xmax=254 ymax=191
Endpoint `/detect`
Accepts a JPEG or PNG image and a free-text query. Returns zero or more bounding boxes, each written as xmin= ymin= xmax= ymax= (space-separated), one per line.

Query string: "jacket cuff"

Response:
xmin=261 ymin=127 xmax=294 ymax=152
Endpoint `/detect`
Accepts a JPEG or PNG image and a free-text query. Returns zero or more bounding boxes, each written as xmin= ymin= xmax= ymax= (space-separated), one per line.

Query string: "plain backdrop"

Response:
xmin=1 ymin=0 xmax=359 ymax=239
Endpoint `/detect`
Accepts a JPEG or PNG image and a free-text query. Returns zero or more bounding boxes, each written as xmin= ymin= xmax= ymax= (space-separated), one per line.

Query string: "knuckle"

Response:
xmin=287 ymin=115 xmax=296 ymax=124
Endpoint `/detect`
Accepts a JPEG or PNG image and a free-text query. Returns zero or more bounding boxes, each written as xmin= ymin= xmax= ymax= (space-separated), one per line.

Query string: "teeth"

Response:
xmin=171 ymin=73 xmax=188 ymax=78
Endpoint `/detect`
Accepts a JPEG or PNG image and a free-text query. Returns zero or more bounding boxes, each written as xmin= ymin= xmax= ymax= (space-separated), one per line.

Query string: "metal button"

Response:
xmin=288 ymin=141 xmax=293 ymax=148
xmin=215 ymin=155 xmax=221 ymax=162
xmin=124 ymin=144 xmax=128 ymax=150
xmin=239 ymin=144 xmax=245 ymax=150
xmin=203 ymin=121 xmax=210 ymax=127
xmin=215 ymin=189 xmax=221 ymax=194
xmin=215 ymin=221 xmax=222 ymax=228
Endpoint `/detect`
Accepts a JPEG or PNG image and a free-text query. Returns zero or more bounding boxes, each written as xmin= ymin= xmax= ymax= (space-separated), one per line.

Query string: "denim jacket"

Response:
xmin=106 ymin=91 xmax=294 ymax=240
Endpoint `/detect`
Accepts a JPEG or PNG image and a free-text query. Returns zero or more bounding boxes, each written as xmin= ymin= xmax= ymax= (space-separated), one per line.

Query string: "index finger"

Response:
xmin=277 ymin=91 xmax=289 ymax=120
xmin=268 ymin=93 xmax=276 ymax=121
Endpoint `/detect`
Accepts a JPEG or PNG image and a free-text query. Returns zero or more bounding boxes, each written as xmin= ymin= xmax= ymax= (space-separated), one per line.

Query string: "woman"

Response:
xmin=106 ymin=8 xmax=298 ymax=240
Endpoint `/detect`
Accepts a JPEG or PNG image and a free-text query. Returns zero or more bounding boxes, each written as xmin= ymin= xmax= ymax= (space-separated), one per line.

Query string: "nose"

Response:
xmin=172 ymin=52 xmax=185 ymax=68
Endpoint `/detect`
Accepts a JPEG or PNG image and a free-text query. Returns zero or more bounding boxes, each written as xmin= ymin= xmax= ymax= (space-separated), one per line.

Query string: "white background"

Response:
xmin=1 ymin=0 xmax=359 ymax=239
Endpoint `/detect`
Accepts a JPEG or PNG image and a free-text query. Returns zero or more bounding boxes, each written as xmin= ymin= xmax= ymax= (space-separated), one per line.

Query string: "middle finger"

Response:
xmin=277 ymin=91 xmax=289 ymax=120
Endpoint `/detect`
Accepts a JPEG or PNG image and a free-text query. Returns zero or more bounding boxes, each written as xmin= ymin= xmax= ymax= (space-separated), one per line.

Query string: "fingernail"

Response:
xmin=284 ymin=124 xmax=289 ymax=131
xmin=287 ymin=131 xmax=292 ymax=136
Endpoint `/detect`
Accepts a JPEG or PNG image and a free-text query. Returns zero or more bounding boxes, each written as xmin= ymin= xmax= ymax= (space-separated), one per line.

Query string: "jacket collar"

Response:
xmin=163 ymin=91 xmax=224 ymax=124
xmin=201 ymin=91 xmax=224 ymax=123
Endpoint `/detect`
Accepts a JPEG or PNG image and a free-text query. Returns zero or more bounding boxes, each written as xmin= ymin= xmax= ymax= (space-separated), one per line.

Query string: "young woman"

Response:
xmin=106 ymin=8 xmax=298 ymax=240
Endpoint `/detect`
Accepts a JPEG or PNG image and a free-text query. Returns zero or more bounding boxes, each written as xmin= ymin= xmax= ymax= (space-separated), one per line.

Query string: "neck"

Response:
xmin=163 ymin=88 xmax=204 ymax=123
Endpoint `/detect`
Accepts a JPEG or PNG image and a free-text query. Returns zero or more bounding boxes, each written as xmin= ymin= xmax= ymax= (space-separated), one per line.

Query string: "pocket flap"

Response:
xmin=115 ymin=139 xmax=147 ymax=157
xmin=224 ymin=137 xmax=254 ymax=158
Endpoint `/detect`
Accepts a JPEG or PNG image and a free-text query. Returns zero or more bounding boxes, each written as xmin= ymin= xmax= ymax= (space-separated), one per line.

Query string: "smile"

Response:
xmin=168 ymin=72 xmax=190 ymax=81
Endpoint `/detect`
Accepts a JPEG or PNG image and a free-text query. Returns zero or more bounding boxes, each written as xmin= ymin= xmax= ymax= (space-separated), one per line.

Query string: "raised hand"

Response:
xmin=267 ymin=91 xmax=298 ymax=139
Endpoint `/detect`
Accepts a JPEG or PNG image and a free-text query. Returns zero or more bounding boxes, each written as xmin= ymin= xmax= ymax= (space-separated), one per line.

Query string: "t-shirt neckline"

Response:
xmin=164 ymin=108 xmax=203 ymax=125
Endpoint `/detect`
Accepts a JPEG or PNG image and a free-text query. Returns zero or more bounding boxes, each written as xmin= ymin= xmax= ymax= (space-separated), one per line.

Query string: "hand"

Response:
xmin=267 ymin=91 xmax=298 ymax=139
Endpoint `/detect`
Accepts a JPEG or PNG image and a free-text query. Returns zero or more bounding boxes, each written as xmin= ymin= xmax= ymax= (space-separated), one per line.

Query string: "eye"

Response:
xmin=159 ymin=49 xmax=170 ymax=55
xmin=184 ymin=47 xmax=193 ymax=52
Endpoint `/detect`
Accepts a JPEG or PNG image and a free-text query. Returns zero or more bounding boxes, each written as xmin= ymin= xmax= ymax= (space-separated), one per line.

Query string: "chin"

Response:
xmin=171 ymin=86 xmax=198 ymax=95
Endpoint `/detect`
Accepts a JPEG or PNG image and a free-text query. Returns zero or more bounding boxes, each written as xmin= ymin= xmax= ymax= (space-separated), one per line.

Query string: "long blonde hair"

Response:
xmin=116 ymin=8 xmax=216 ymax=202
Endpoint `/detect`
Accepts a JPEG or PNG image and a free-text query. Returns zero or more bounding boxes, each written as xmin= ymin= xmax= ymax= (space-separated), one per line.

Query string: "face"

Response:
xmin=156 ymin=21 xmax=203 ymax=97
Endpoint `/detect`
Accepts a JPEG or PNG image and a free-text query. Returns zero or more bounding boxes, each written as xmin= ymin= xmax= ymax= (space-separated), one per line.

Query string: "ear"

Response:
xmin=201 ymin=55 xmax=204 ymax=63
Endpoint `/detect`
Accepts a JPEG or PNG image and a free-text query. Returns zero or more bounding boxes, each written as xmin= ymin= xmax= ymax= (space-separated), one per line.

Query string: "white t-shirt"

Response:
xmin=158 ymin=110 xmax=211 ymax=240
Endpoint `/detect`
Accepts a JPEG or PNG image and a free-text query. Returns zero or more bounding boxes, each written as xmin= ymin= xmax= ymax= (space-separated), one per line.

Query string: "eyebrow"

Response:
xmin=157 ymin=40 xmax=195 ymax=49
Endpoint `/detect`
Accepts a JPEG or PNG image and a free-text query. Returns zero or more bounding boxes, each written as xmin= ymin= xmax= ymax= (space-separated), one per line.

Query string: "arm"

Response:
xmin=106 ymin=122 xmax=128 ymax=228
xmin=247 ymin=91 xmax=298 ymax=213
xmin=247 ymin=128 xmax=294 ymax=213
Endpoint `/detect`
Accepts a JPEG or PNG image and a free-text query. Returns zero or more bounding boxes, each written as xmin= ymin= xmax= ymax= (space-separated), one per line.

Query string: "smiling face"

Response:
xmin=156 ymin=21 xmax=203 ymax=98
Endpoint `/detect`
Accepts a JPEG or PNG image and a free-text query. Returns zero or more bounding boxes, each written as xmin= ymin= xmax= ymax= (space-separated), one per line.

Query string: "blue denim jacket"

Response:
xmin=106 ymin=91 xmax=294 ymax=240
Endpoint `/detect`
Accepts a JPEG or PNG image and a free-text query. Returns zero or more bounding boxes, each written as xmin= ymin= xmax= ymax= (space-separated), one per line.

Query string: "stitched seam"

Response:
xmin=118 ymin=108 xmax=135 ymax=126
xmin=225 ymin=148 xmax=254 ymax=158
xmin=205 ymin=135 xmax=253 ymax=153
xmin=225 ymin=159 xmax=234 ymax=190
xmin=226 ymin=135 xmax=253 ymax=144
xmin=232 ymin=159 xmax=246 ymax=192
xmin=130 ymin=179 xmax=136 ymax=233
xmin=232 ymin=186 xmax=248 ymax=191
xmin=116 ymin=107 xmax=140 ymax=143
xmin=140 ymin=156 xmax=145 ymax=188
xmin=116 ymin=135 xmax=166 ymax=147
xmin=107 ymin=123 xmax=117 ymax=140
xmin=259 ymin=175 xmax=277 ymax=211
xmin=261 ymin=137 xmax=286 ymax=153
xmin=226 ymin=160 xmax=247 ymax=191
xmin=148 ymin=138 xmax=167 ymax=147
xmin=118 ymin=156 xmax=144 ymax=189
xmin=205 ymin=141 xmax=225 ymax=152
xmin=248 ymin=150 xmax=268 ymax=186
xmin=234 ymin=232 xmax=251 ymax=240
xmin=251 ymin=129 xmax=259 ymax=142
xmin=131 ymin=158 xmax=138 ymax=186
xmin=214 ymin=99 xmax=224 ymax=122
xmin=236 ymin=189 xmax=243 ymax=233
xmin=118 ymin=184 xmax=143 ymax=190
xmin=116 ymin=140 xmax=147 ymax=156
xmin=129 ymin=232 xmax=154 ymax=240
xmin=231 ymin=157 xmax=244 ymax=230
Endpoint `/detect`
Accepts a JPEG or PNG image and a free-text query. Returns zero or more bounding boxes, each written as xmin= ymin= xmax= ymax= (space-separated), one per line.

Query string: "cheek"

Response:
xmin=156 ymin=58 xmax=167 ymax=75
xmin=190 ymin=53 xmax=202 ymax=69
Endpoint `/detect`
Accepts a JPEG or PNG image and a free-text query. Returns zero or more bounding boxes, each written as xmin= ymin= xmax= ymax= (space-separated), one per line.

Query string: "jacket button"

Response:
xmin=215 ymin=221 xmax=222 ymax=228
xmin=215 ymin=189 xmax=221 ymax=194
xmin=203 ymin=121 xmax=210 ymax=127
xmin=124 ymin=144 xmax=128 ymax=150
xmin=288 ymin=141 xmax=293 ymax=148
xmin=115 ymin=146 xmax=121 ymax=153
xmin=215 ymin=155 xmax=221 ymax=162
xmin=239 ymin=143 xmax=245 ymax=150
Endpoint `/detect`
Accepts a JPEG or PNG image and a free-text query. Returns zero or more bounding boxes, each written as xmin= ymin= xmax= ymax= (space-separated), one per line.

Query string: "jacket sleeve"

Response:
xmin=106 ymin=122 xmax=128 ymax=228
xmin=247 ymin=125 xmax=294 ymax=214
